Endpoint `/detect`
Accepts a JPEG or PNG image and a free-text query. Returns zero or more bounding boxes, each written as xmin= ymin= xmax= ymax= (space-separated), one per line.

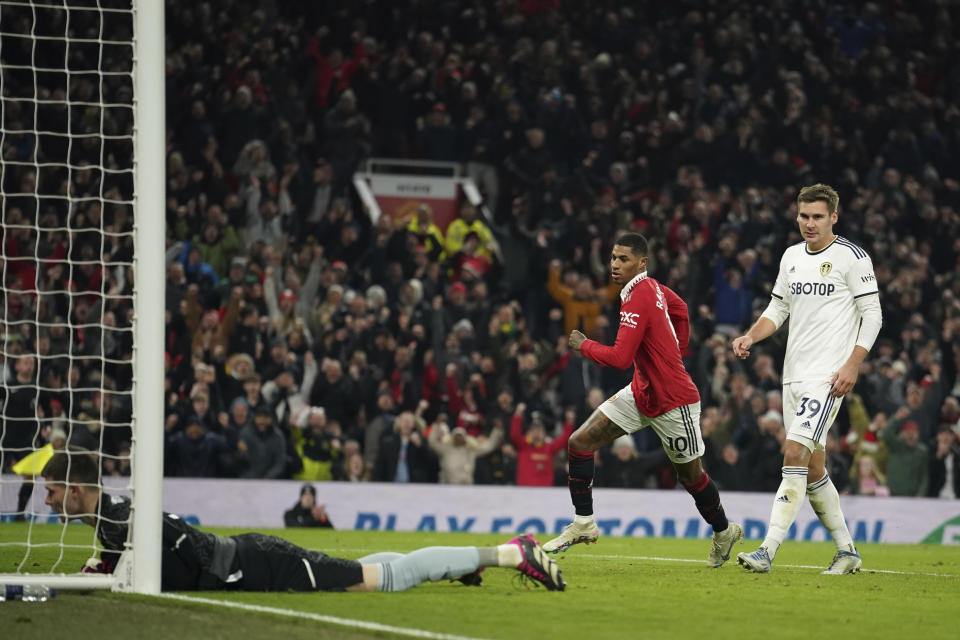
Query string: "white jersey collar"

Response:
xmin=620 ymin=271 xmax=649 ymax=301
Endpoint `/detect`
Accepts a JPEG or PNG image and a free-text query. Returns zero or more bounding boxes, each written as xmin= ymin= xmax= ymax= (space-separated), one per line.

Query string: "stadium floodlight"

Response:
xmin=0 ymin=0 xmax=164 ymax=594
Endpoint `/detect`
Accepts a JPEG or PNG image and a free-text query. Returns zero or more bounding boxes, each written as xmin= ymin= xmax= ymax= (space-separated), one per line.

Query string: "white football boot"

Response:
xmin=821 ymin=549 xmax=862 ymax=575
xmin=542 ymin=519 xmax=600 ymax=554
xmin=737 ymin=546 xmax=773 ymax=573
xmin=707 ymin=522 xmax=744 ymax=567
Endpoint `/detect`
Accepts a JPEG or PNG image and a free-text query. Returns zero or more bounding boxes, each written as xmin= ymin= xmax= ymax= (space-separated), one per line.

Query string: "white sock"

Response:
xmin=762 ymin=466 xmax=808 ymax=557
xmin=807 ymin=473 xmax=855 ymax=551
xmin=574 ymin=514 xmax=594 ymax=526
xmin=496 ymin=543 xmax=523 ymax=568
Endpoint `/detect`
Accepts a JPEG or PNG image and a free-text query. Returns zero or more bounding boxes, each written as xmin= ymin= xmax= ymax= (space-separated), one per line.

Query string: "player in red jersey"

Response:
xmin=543 ymin=233 xmax=743 ymax=567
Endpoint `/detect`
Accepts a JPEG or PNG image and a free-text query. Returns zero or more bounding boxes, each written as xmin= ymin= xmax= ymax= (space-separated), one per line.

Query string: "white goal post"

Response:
xmin=0 ymin=0 xmax=164 ymax=594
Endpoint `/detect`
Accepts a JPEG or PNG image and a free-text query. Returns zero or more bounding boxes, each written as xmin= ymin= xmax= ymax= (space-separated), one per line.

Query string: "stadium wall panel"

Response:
xmin=3 ymin=475 xmax=958 ymax=545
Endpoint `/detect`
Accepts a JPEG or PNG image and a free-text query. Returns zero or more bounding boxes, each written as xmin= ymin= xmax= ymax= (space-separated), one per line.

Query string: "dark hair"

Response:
xmin=614 ymin=232 xmax=648 ymax=257
xmin=797 ymin=183 xmax=839 ymax=213
xmin=41 ymin=447 xmax=100 ymax=485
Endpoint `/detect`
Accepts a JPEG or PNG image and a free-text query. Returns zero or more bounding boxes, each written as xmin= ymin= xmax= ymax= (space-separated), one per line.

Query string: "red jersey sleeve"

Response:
xmin=662 ymin=285 xmax=690 ymax=353
xmin=580 ymin=294 xmax=648 ymax=369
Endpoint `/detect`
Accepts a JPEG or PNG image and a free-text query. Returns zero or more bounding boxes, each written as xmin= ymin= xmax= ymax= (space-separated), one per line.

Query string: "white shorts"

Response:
xmin=598 ymin=384 xmax=703 ymax=464
xmin=783 ymin=380 xmax=843 ymax=452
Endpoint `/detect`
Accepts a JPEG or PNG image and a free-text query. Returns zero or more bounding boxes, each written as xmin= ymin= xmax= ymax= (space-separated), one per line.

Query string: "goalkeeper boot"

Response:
xmin=737 ymin=546 xmax=773 ymax=573
xmin=707 ymin=522 xmax=744 ymax=568
xmin=821 ymin=549 xmax=862 ymax=575
xmin=542 ymin=519 xmax=600 ymax=554
xmin=509 ymin=534 xmax=565 ymax=591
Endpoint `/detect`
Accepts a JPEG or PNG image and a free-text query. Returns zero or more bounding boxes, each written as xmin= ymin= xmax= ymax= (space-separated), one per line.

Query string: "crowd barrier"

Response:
xmin=3 ymin=475 xmax=958 ymax=545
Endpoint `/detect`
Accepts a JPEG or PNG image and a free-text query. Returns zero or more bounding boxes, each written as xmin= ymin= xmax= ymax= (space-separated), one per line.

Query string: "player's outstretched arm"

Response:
xmin=571 ymin=321 xmax=643 ymax=370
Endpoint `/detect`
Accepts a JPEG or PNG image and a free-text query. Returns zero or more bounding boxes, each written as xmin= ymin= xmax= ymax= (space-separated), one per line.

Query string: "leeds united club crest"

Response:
xmin=819 ymin=262 xmax=832 ymax=277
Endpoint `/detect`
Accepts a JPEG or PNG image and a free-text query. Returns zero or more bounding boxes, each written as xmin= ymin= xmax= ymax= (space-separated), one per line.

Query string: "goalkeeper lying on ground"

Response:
xmin=41 ymin=449 xmax=564 ymax=592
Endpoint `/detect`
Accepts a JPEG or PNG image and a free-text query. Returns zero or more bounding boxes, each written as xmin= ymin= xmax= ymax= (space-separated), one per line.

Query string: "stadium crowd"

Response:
xmin=2 ymin=0 xmax=959 ymax=500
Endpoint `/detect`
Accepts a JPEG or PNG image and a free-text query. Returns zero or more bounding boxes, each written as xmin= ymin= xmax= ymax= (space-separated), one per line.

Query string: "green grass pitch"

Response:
xmin=2 ymin=524 xmax=959 ymax=639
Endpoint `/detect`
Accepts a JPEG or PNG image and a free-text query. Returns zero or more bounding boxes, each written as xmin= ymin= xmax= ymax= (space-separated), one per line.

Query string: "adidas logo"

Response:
xmin=801 ymin=421 xmax=811 ymax=429
xmin=789 ymin=266 xmax=796 ymax=273
xmin=776 ymin=495 xmax=790 ymax=503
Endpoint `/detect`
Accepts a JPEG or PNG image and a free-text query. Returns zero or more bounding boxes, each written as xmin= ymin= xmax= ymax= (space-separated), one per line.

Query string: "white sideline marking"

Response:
xmin=159 ymin=593 xmax=490 ymax=640
xmin=322 ymin=548 xmax=958 ymax=579
xmin=588 ymin=553 xmax=959 ymax=578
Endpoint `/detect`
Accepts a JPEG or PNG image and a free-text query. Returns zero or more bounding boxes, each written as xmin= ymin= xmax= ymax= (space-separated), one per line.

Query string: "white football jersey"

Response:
xmin=770 ymin=236 xmax=879 ymax=383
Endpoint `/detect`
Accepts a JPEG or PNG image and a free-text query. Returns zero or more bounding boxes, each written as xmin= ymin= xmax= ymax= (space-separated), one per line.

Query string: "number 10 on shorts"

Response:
xmin=663 ymin=435 xmax=690 ymax=453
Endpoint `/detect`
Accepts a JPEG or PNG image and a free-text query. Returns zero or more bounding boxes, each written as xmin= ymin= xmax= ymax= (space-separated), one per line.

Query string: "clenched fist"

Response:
xmin=568 ymin=330 xmax=586 ymax=352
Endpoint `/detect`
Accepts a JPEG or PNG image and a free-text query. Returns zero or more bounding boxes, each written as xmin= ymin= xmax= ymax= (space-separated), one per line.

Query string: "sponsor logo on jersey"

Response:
xmin=861 ymin=273 xmax=875 ymax=283
xmin=619 ymin=311 xmax=640 ymax=328
xmin=789 ymin=266 xmax=796 ymax=273
xmin=789 ymin=282 xmax=836 ymax=296
xmin=801 ymin=421 xmax=811 ymax=429
xmin=776 ymin=495 xmax=790 ymax=503
xmin=819 ymin=262 xmax=832 ymax=277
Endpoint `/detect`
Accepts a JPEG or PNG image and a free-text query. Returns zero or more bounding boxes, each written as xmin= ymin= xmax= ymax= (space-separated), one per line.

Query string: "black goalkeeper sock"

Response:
xmin=683 ymin=472 xmax=729 ymax=533
xmin=568 ymin=448 xmax=595 ymax=517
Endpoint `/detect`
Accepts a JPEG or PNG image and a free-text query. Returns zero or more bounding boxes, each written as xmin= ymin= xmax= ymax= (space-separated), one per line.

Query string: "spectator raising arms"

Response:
xmin=428 ymin=411 xmax=503 ymax=485
xmin=510 ymin=404 xmax=574 ymax=487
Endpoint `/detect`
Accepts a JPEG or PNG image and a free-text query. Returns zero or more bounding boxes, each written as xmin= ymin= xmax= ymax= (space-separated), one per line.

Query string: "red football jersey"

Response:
xmin=580 ymin=273 xmax=700 ymax=417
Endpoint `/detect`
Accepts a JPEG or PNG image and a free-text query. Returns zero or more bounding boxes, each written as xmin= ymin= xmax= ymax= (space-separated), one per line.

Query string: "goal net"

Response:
xmin=0 ymin=0 xmax=164 ymax=593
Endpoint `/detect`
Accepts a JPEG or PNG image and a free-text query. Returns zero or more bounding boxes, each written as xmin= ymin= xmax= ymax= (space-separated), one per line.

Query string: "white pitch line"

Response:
xmin=587 ymin=553 xmax=959 ymax=578
xmin=158 ymin=593 xmax=491 ymax=640
xmin=320 ymin=547 xmax=959 ymax=578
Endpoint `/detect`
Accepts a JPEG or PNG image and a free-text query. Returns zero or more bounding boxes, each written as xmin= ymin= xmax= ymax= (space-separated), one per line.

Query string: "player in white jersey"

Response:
xmin=730 ymin=183 xmax=882 ymax=574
